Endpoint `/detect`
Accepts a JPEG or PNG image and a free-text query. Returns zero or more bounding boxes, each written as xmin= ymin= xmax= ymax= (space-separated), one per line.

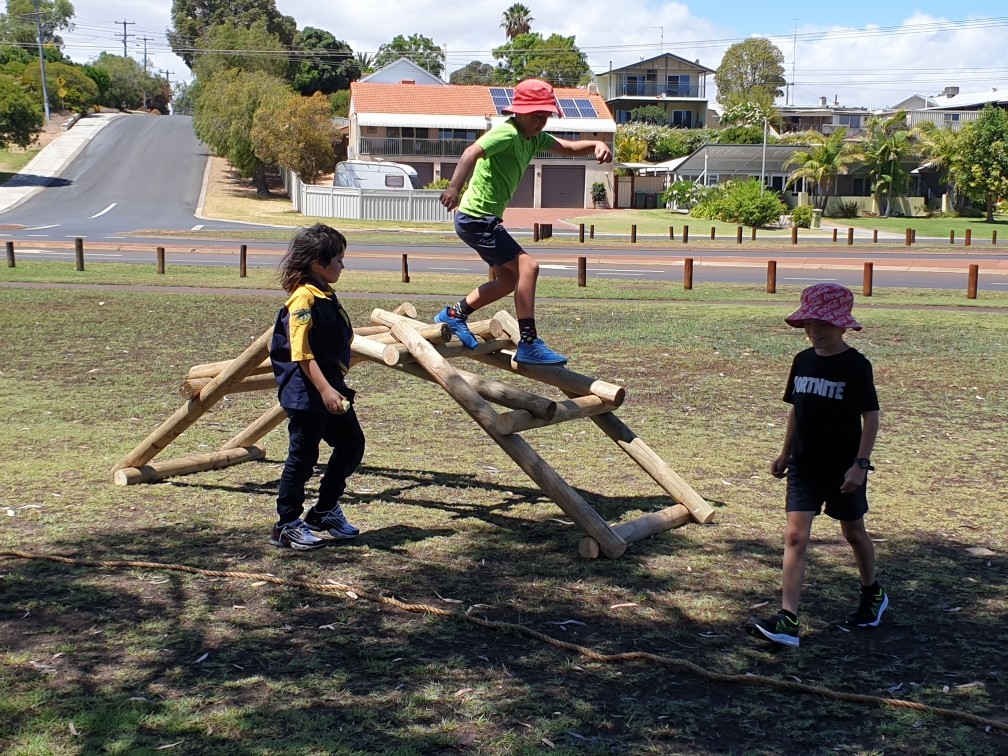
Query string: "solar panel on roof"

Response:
xmin=574 ymin=98 xmax=597 ymax=117
xmin=489 ymin=87 xmax=514 ymax=115
xmin=558 ymin=98 xmax=580 ymax=118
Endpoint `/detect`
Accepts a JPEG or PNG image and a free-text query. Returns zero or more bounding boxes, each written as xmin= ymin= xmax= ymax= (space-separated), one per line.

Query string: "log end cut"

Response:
xmin=579 ymin=537 xmax=600 ymax=559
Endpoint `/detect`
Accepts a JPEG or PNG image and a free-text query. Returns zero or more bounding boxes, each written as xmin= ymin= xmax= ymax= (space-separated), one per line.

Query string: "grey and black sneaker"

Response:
xmin=847 ymin=584 xmax=889 ymax=628
xmin=270 ymin=519 xmax=325 ymax=550
xmin=746 ymin=611 xmax=801 ymax=647
xmin=305 ymin=504 xmax=360 ymax=539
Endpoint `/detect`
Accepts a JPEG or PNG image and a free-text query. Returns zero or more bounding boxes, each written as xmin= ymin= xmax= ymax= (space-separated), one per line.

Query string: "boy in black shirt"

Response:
xmin=747 ymin=283 xmax=886 ymax=647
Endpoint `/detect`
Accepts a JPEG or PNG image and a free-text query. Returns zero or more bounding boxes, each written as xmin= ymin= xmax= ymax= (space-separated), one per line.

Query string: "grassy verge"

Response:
xmin=564 ymin=209 xmax=816 ymax=238
xmin=0 ymin=147 xmax=41 ymax=186
xmin=4 ymin=259 xmax=1008 ymax=308
xmin=840 ymin=215 xmax=1008 ymax=237
xmin=0 ymin=289 xmax=1007 ymax=754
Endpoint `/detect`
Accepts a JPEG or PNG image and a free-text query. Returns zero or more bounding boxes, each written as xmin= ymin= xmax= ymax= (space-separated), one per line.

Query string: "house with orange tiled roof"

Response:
xmin=348 ymin=71 xmax=616 ymax=209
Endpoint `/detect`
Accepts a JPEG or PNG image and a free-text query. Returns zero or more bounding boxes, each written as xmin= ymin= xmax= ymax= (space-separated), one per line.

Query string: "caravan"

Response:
xmin=334 ymin=160 xmax=424 ymax=190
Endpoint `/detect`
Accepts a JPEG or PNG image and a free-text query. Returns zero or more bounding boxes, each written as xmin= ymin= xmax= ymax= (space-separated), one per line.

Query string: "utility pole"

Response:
xmin=160 ymin=69 xmax=174 ymax=114
xmin=790 ymin=20 xmax=799 ymax=106
xmin=114 ymin=20 xmax=135 ymax=58
xmin=140 ymin=36 xmax=154 ymax=112
xmin=32 ymin=0 xmax=50 ymax=120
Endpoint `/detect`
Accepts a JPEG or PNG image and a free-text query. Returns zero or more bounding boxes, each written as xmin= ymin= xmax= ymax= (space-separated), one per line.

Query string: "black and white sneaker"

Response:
xmin=270 ymin=519 xmax=325 ymax=550
xmin=847 ymin=584 xmax=889 ymax=628
xmin=305 ymin=504 xmax=360 ymax=539
xmin=746 ymin=611 xmax=801 ymax=647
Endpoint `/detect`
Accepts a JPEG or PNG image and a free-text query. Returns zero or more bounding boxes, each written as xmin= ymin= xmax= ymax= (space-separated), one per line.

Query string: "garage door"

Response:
xmin=541 ymin=165 xmax=585 ymax=208
xmin=441 ymin=162 xmax=457 ymax=181
xmin=511 ymin=167 xmax=535 ymax=207
xmin=402 ymin=162 xmax=434 ymax=187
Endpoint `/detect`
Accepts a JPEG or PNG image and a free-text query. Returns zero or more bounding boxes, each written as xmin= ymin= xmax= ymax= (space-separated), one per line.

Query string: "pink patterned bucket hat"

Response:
xmin=785 ymin=283 xmax=862 ymax=330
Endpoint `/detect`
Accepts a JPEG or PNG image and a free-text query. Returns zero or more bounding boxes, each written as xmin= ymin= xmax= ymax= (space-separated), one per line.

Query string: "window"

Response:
xmin=415 ymin=128 xmax=429 ymax=139
xmin=402 ymin=127 xmax=414 ymax=138
xmin=385 ymin=174 xmax=405 ymax=188
xmin=670 ymin=110 xmax=693 ymax=128
xmin=667 ymin=75 xmax=691 ymax=96
xmin=386 ymin=127 xmax=400 ymax=138
xmin=944 ymin=112 xmax=960 ymax=122
xmin=852 ymin=178 xmax=871 ymax=196
xmin=838 ymin=114 xmax=862 ymax=127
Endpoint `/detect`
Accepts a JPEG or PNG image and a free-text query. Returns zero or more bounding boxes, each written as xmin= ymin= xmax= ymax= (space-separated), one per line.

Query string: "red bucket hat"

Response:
xmin=785 ymin=283 xmax=862 ymax=330
xmin=502 ymin=79 xmax=561 ymax=115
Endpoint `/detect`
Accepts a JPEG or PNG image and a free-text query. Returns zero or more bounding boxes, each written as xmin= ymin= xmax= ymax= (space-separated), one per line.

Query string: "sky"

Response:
xmin=58 ymin=0 xmax=1008 ymax=108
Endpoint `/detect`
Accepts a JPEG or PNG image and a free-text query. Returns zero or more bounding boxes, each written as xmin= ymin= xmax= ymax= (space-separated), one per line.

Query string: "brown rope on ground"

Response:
xmin=3 ymin=550 xmax=1005 ymax=733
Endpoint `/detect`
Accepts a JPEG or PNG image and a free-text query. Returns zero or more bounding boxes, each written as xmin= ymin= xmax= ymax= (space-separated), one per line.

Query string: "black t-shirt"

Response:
xmin=783 ymin=347 xmax=879 ymax=478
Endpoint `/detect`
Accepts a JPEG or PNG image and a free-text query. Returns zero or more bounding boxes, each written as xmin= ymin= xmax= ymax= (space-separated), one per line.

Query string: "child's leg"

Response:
xmin=840 ymin=518 xmax=876 ymax=587
xmin=276 ymin=412 xmax=323 ymax=524
xmin=315 ymin=409 xmax=366 ymax=514
xmin=782 ymin=510 xmax=815 ymax=614
xmin=460 ymin=263 xmax=519 ymax=311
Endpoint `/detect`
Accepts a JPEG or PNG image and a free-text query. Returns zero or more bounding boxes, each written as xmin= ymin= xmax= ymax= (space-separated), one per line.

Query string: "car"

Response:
xmin=334 ymin=160 xmax=424 ymax=190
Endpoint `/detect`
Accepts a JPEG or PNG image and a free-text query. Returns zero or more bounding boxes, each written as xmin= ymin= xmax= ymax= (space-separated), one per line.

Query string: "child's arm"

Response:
xmin=770 ymin=406 xmax=796 ymax=478
xmin=841 ymin=410 xmax=880 ymax=493
xmin=549 ymin=137 xmax=613 ymax=164
xmin=440 ymin=143 xmax=486 ymax=210
xmin=299 ymin=358 xmax=347 ymax=415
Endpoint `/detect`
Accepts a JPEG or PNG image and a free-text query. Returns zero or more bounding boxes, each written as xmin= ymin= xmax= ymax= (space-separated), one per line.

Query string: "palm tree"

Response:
xmin=784 ymin=127 xmax=854 ymax=209
xmin=853 ymin=111 xmax=916 ymax=217
xmin=915 ymin=120 xmax=961 ymax=211
xmin=355 ymin=51 xmax=375 ymax=74
xmin=500 ymin=3 xmax=534 ymax=40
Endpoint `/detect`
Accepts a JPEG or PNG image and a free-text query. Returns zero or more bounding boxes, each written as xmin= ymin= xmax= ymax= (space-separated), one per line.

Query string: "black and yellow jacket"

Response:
xmin=270 ymin=281 xmax=354 ymax=412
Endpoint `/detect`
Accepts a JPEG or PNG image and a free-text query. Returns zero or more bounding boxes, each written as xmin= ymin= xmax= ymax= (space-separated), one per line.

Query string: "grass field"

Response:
xmin=1 ymin=287 xmax=1006 ymax=755
xmin=841 ymin=216 xmax=1008 ymax=238
xmin=4 ymin=259 xmax=1008 ymax=309
xmin=564 ymin=209 xmax=809 ymax=238
xmin=0 ymin=147 xmax=41 ymax=186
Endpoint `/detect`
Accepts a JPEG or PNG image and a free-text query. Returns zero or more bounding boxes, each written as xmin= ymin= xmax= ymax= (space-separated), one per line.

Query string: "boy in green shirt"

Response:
xmin=438 ymin=78 xmax=612 ymax=365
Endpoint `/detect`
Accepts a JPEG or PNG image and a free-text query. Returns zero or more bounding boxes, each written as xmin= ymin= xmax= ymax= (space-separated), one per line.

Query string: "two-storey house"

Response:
xmin=592 ymin=53 xmax=713 ymax=128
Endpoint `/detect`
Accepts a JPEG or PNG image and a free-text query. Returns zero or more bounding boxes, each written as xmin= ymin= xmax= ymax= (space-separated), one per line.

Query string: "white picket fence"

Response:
xmin=280 ymin=168 xmax=454 ymax=223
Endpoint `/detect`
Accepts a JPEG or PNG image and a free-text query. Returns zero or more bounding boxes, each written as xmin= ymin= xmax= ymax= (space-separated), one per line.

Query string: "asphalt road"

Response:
xmin=1 ymin=114 xmax=249 ymax=236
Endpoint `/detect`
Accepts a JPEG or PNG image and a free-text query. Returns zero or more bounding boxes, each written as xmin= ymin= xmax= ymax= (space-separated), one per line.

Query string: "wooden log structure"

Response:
xmin=113 ymin=446 xmax=265 ymax=485
xmin=496 ymin=395 xmax=611 ymax=435
xmin=180 ymin=373 xmax=277 ymax=399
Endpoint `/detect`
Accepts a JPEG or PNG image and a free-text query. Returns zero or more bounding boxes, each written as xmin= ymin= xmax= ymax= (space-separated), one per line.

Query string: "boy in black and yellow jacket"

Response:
xmin=269 ymin=224 xmax=365 ymax=550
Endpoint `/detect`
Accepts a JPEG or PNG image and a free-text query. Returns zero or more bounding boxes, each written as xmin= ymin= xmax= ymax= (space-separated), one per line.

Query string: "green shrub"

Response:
xmin=0 ymin=74 xmax=44 ymax=149
xmin=692 ymin=179 xmax=786 ymax=227
xmin=790 ymin=205 xmax=814 ymax=228
xmin=834 ymin=199 xmax=861 ymax=218
xmin=18 ymin=61 xmax=99 ymax=112
xmin=425 ymin=177 xmax=450 ymax=190
xmin=629 ymin=104 xmax=666 ymax=124
xmin=662 ymin=179 xmax=701 ymax=209
xmin=714 ymin=124 xmax=772 ymax=145
xmin=330 ymin=89 xmax=349 ymax=117
xmin=590 ymin=180 xmax=607 ymax=202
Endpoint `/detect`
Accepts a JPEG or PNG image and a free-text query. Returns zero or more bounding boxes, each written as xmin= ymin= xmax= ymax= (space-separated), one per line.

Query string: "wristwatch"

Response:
xmin=855 ymin=457 xmax=875 ymax=471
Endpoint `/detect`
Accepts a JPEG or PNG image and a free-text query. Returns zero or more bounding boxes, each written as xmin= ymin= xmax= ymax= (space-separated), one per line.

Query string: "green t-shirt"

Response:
xmin=458 ymin=119 xmax=556 ymax=218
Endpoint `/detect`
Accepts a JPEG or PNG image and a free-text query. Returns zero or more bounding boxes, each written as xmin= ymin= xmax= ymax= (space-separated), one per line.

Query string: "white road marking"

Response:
xmin=540 ymin=264 xmax=575 ymax=270
xmin=191 ymin=224 xmax=204 ymax=230
xmin=783 ymin=277 xmax=838 ymax=282
xmin=593 ymin=269 xmax=666 ymax=274
xmin=595 ymin=272 xmax=645 ymax=277
xmin=25 ymin=224 xmax=58 ymax=230
xmin=65 ymin=235 xmax=86 ymax=238
xmin=27 ymin=234 xmax=48 ymax=237
xmin=19 ymin=250 xmax=122 ymax=258
xmin=90 ymin=203 xmax=117 ymax=219
xmin=428 ymin=266 xmax=473 ymax=271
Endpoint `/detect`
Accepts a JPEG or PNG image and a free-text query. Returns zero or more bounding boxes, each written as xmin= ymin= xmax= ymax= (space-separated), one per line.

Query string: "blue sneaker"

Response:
xmin=305 ymin=504 xmax=360 ymax=539
xmin=270 ymin=519 xmax=325 ymax=550
xmin=514 ymin=338 xmax=567 ymax=366
xmin=434 ymin=306 xmax=478 ymax=349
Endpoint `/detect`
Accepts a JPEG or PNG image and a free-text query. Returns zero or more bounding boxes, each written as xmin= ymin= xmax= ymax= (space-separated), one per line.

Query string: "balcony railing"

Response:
xmin=615 ymin=83 xmax=701 ymax=98
xmin=534 ymin=151 xmax=610 ymax=160
xmin=357 ymin=137 xmax=476 ymax=158
xmin=906 ymin=109 xmax=981 ymax=133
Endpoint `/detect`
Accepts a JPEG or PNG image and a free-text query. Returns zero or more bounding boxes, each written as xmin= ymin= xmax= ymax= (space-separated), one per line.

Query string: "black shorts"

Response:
xmin=786 ymin=471 xmax=869 ymax=521
xmin=454 ymin=212 xmax=524 ymax=267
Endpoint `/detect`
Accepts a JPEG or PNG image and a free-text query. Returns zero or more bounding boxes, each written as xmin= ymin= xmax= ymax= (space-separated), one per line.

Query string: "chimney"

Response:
xmin=833 ymin=94 xmax=839 ymax=106
xmin=587 ymin=83 xmax=598 ymax=95
xmin=818 ymin=96 xmax=827 ymax=107
xmin=943 ymin=86 xmax=959 ymax=98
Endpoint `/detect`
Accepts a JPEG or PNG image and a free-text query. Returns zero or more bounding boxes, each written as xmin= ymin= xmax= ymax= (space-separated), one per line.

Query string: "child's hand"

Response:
xmin=595 ymin=142 xmax=613 ymax=164
xmin=840 ymin=464 xmax=866 ymax=493
xmin=770 ymin=455 xmax=788 ymax=479
xmin=440 ymin=186 xmax=461 ymax=210
xmin=322 ymin=387 xmax=347 ymax=415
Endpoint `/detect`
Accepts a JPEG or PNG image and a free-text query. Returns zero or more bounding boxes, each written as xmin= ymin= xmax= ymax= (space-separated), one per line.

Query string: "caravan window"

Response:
xmin=385 ymin=174 xmax=405 ymax=188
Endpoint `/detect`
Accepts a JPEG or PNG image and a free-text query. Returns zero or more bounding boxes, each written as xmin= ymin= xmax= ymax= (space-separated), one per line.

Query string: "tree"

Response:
xmin=784 ymin=127 xmax=855 ymax=209
xmin=19 ymin=60 xmax=98 ymax=111
xmin=715 ymin=124 xmax=772 ymax=145
xmin=374 ymin=34 xmax=444 ymax=77
xmin=81 ymin=64 xmax=109 ymax=99
xmin=714 ymin=38 xmax=785 ymax=106
xmin=915 ymin=121 xmax=964 ymax=211
xmin=854 ymin=111 xmax=915 ymax=217
xmin=950 ymin=105 xmax=1008 ymax=222
xmin=0 ymin=0 xmax=74 ymax=48
xmin=629 ymin=105 xmax=666 ymax=125
xmin=292 ymin=27 xmax=358 ymax=95
xmin=172 ymin=80 xmax=196 ymax=114
xmin=492 ymin=32 xmax=589 ymax=87
xmin=354 ymin=51 xmax=374 ymax=75
xmin=168 ymin=0 xmax=296 ymax=69
xmin=0 ymin=74 xmax=43 ymax=148
xmin=329 ymin=89 xmax=349 ymax=117
xmin=449 ymin=61 xmax=496 ymax=85
xmin=252 ymin=91 xmax=337 ymax=184
xmin=500 ymin=3 xmax=533 ymax=40
xmin=191 ymin=22 xmax=289 ymax=80
xmin=90 ymin=53 xmax=166 ymax=111
xmin=192 ymin=68 xmax=292 ymax=194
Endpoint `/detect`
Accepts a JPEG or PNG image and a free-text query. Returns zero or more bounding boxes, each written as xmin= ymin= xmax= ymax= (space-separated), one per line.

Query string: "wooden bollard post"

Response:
xmin=965 ymin=228 xmax=971 ymax=247
xmin=682 ymin=225 xmax=689 ymax=244
xmin=239 ymin=244 xmax=247 ymax=277
xmin=5 ymin=240 xmax=13 ymax=268
xmin=156 ymin=246 xmax=165 ymax=275
xmin=863 ymin=262 xmax=873 ymax=297
xmin=767 ymin=260 xmax=777 ymax=293
xmin=751 ymin=226 xmax=757 ymax=241
xmin=577 ymin=256 xmax=586 ymax=287
xmin=949 ymin=230 xmax=955 ymax=245
xmin=631 ymin=224 xmax=637 ymax=244
xmin=967 ymin=264 xmax=978 ymax=299
xmin=669 ymin=225 xmax=674 ymax=240
xmin=401 ymin=253 xmax=410 ymax=283
xmin=683 ymin=257 xmax=693 ymax=290
xmin=533 ymin=222 xmax=540 ymax=242
xmin=579 ymin=223 xmax=585 ymax=243
xmin=873 ymin=229 xmax=878 ymax=244
xmin=905 ymin=228 xmax=912 ymax=246
xmin=544 ymin=223 xmax=552 ymax=239
xmin=993 ymin=230 xmax=998 ymax=245
xmin=74 ymin=237 xmax=84 ymax=271
xmin=791 ymin=226 xmax=798 ymax=245
xmin=832 ymin=228 xmax=838 ymax=243
xmin=710 ymin=226 xmax=715 ymax=240
xmin=847 ymin=227 xmax=854 ymax=246
xmin=912 ymin=229 xmax=916 ymax=244
xmin=736 ymin=226 xmax=743 ymax=244
xmin=589 ymin=224 xmax=594 ymax=239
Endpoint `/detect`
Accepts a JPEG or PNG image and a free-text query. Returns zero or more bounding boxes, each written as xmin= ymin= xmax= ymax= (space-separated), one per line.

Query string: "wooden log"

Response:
xmin=354 ymin=325 xmax=391 ymax=337
xmin=391 ymin=321 xmax=627 ymax=559
xmin=392 ymin=302 xmax=417 ymax=318
xmin=113 ymin=327 xmax=273 ymax=473
xmin=579 ymin=504 xmax=691 ymax=558
xmin=496 ymin=395 xmax=611 ymax=435
xmin=350 ymin=335 xmax=392 ymax=364
xmin=367 ymin=322 xmax=452 ymax=345
xmin=473 ymin=349 xmax=626 ymax=407
xmin=572 ymin=403 xmax=715 ymax=525
xmin=181 ymin=373 xmax=277 ymax=399
xmin=579 ymin=537 xmax=600 ymax=559
xmin=113 ymin=446 xmax=265 ymax=486
xmin=221 ymin=403 xmax=287 ymax=450
xmin=380 ymin=335 xmax=513 ymax=366
xmin=189 ymin=357 xmax=271 ymax=380
xmin=370 ymin=308 xmax=451 ymax=343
